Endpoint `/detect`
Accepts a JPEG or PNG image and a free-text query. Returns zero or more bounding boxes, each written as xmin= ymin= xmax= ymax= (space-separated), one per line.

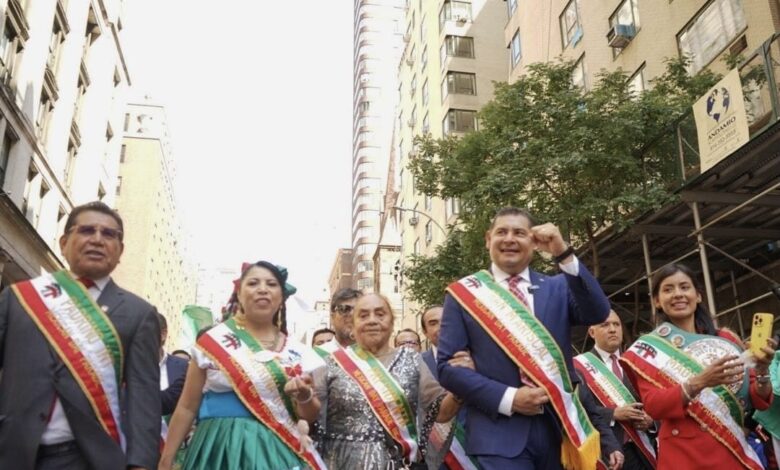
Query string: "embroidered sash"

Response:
xmin=331 ymin=345 xmax=418 ymax=462
xmin=196 ymin=319 xmax=325 ymax=470
xmin=313 ymin=339 xmax=340 ymax=358
xmin=13 ymin=271 xmax=125 ymax=447
xmin=448 ymin=271 xmax=599 ymax=470
xmin=574 ymin=352 xmax=657 ymax=467
xmin=621 ymin=332 xmax=763 ymax=470
xmin=429 ymin=419 xmax=479 ymax=470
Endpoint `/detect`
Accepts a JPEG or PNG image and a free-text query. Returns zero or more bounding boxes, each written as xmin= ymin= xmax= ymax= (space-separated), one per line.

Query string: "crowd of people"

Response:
xmin=1 ymin=201 xmax=779 ymax=470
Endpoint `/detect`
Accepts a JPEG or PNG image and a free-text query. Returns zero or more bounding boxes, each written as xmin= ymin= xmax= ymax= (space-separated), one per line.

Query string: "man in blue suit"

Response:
xmin=437 ymin=207 xmax=610 ymax=470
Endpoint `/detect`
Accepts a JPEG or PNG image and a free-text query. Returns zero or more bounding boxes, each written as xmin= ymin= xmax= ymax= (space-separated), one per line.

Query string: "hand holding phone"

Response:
xmin=750 ymin=313 xmax=774 ymax=360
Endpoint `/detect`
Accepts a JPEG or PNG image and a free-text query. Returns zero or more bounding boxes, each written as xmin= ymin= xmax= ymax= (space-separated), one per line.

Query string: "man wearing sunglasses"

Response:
xmin=313 ymin=288 xmax=362 ymax=357
xmin=0 ymin=201 xmax=161 ymax=470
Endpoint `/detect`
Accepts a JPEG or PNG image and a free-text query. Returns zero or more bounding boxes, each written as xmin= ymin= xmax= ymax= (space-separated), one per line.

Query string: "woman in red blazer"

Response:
xmin=623 ymin=263 xmax=775 ymax=470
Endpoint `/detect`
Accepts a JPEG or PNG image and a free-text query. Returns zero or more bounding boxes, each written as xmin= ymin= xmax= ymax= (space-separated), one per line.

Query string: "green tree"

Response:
xmin=404 ymin=57 xmax=720 ymax=307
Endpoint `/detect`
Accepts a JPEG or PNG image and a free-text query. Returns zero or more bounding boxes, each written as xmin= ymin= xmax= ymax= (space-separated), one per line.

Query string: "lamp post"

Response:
xmin=392 ymin=206 xmax=447 ymax=235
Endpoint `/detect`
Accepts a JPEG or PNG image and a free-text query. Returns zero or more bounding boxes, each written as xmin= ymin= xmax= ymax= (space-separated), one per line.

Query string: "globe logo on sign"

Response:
xmin=706 ymin=87 xmax=730 ymax=123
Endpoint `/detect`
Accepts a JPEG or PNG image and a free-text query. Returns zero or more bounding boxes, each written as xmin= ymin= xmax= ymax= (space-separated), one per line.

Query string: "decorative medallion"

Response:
xmin=671 ymin=334 xmax=685 ymax=348
xmin=656 ymin=325 xmax=672 ymax=337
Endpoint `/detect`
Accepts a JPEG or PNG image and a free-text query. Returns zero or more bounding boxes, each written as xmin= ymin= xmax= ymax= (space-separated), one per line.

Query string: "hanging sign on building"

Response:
xmin=693 ymin=68 xmax=750 ymax=172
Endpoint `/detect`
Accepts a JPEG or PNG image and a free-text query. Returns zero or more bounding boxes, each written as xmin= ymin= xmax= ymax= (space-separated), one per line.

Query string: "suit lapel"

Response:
xmin=529 ymin=270 xmax=548 ymax=323
xmin=96 ymin=279 xmax=126 ymax=319
xmin=590 ymin=347 xmax=639 ymax=400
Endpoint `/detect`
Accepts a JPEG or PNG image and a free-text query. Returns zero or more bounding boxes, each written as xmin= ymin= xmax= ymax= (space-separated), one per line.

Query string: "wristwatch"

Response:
xmin=553 ymin=245 xmax=575 ymax=264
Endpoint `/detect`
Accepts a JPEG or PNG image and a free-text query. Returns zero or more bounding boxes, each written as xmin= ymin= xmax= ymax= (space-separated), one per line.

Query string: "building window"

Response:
xmin=443 ymin=109 xmax=477 ymax=135
xmin=425 ymin=220 xmax=433 ymax=244
xmin=414 ymin=238 xmax=420 ymax=255
xmin=420 ymin=15 xmax=427 ymax=42
xmin=421 ymin=46 xmax=428 ymax=71
xmin=507 ymin=0 xmax=518 ymax=17
xmin=64 ymin=137 xmax=78 ymax=190
xmin=422 ymin=79 xmax=429 ymax=106
xmin=21 ymin=164 xmax=39 ymax=223
xmin=445 ymin=198 xmax=461 ymax=219
xmin=425 ymin=194 xmax=432 ymax=211
xmin=37 ymin=89 xmax=55 ymax=139
xmin=560 ymin=0 xmax=583 ymax=49
xmin=357 ymin=260 xmax=374 ymax=273
xmin=442 ymin=71 xmax=476 ymax=99
xmin=116 ymin=176 xmax=122 ymax=195
xmin=357 ymin=278 xmax=373 ymax=290
xmin=422 ymin=112 xmax=430 ymax=134
xmin=47 ymin=8 xmax=68 ymax=75
xmin=571 ymin=55 xmax=587 ymax=89
xmin=510 ymin=30 xmax=522 ymax=67
xmin=0 ymin=3 xmax=28 ymax=88
xmin=609 ymin=0 xmax=640 ymax=56
xmin=678 ymin=0 xmax=746 ymax=74
xmin=441 ymin=35 xmax=475 ymax=64
xmin=410 ymin=74 xmax=417 ymax=97
xmin=627 ymin=64 xmax=647 ymax=96
xmin=439 ymin=1 xmax=472 ymax=30
xmin=97 ymin=183 xmax=106 ymax=201
xmin=0 ymin=130 xmax=16 ymax=188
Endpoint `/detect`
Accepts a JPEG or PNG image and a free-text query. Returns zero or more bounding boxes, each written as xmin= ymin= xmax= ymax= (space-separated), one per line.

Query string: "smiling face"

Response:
xmin=486 ymin=214 xmax=535 ymax=275
xmin=589 ymin=310 xmax=623 ymax=354
xmin=653 ymin=270 xmax=701 ymax=324
xmin=353 ymin=294 xmax=394 ymax=351
xmin=59 ymin=210 xmax=124 ymax=279
xmin=238 ymin=266 xmax=283 ymax=325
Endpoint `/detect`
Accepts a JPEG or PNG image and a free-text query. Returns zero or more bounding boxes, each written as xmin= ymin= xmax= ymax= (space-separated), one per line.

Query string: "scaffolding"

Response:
xmin=576 ymin=34 xmax=780 ymax=346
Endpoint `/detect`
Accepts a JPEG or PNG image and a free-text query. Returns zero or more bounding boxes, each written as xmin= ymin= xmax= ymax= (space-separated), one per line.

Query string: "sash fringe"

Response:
xmin=561 ymin=431 xmax=600 ymax=470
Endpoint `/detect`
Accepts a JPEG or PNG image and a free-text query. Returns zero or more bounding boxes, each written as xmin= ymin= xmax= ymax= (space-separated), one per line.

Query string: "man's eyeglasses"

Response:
xmin=332 ymin=304 xmax=354 ymax=315
xmin=397 ymin=340 xmax=420 ymax=347
xmin=69 ymin=224 xmax=123 ymax=241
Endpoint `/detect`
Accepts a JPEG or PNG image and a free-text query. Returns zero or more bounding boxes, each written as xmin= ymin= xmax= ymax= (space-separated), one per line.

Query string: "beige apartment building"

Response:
xmin=386 ymin=0 xmax=508 ymax=323
xmin=327 ymin=247 xmax=353 ymax=299
xmin=506 ymin=0 xmax=779 ymax=89
xmin=113 ymin=101 xmax=196 ymax=349
xmin=0 ymin=0 xmax=130 ymax=288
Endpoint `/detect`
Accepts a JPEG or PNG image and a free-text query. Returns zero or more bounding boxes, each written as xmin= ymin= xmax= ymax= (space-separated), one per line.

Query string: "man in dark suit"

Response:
xmin=437 ymin=207 xmax=611 ymax=470
xmin=158 ymin=313 xmax=187 ymax=416
xmin=0 ymin=201 xmax=161 ymax=469
xmin=577 ymin=311 xmax=655 ymax=470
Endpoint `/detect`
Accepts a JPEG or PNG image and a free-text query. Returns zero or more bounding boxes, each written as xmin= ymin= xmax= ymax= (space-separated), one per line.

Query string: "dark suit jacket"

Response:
xmin=577 ymin=375 xmax=621 ymax=458
xmin=437 ymin=265 xmax=610 ymax=458
xmin=0 ymin=279 xmax=161 ymax=470
xmin=161 ymin=355 xmax=188 ymax=416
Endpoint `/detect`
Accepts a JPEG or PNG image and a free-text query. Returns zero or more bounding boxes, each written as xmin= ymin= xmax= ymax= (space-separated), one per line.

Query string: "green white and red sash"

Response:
xmin=12 ymin=271 xmax=125 ymax=447
xmin=313 ymin=339 xmax=340 ymax=358
xmin=621 ymin=333 xmax=763 ymax=470
xmin=448 ymin=270 xmax=599 ymax=470
xmin=429 ymin=419 xmax=479 ymax=470
xmin=331 ymin=345 xmax=418 ymax=462
xmin=196 ymin=319 xmax=325 ymax=470
xmin=574 ymin=352 xmax=657 ymax=467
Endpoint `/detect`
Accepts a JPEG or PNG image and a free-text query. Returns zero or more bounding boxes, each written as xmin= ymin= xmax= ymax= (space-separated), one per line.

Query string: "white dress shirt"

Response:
xmin=159 ymin=354 xmax=170 ymax=391
xmin=494 ymin=257 xmax=581 ymax=416
xmin=40 ymin=275 xmax=110 ymax=445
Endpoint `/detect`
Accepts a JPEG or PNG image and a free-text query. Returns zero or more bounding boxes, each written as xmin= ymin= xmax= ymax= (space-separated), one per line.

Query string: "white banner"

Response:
xmin=694 ymin=69 xmax=750 ymax=172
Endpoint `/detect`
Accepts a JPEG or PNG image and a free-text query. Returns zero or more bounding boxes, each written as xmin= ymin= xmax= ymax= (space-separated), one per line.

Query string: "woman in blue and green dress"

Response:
xmin=159 ymin=261 xmax=325 ymax=470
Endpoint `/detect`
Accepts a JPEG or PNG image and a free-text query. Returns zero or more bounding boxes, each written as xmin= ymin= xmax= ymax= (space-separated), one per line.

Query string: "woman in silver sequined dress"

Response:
xmin=315 ymin=293 xmax=465 ymax=469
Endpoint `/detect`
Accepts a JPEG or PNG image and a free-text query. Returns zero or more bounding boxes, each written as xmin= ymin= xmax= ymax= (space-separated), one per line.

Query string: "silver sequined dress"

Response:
xmin=316 ymin=347 xmax=446 ymax=470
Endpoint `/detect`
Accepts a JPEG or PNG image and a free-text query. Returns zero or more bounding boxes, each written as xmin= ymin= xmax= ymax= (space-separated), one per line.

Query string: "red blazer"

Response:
xmin=626 ymin=331 xmax=771 ymax=469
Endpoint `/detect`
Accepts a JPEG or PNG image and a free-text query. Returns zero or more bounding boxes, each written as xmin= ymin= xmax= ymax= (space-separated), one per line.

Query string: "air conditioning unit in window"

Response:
xmin=403 ymin=33 xmax=411 ymax=42
xmin=406 ymin=56 xmax=414 ymax=66
xmin=454 ymin=15 xmax=468 ymax=25
xmin=408 ymin=216 xmax=419 ymax=226
xmin=607 ymin=24 xmax=636 ymax=48
xmin=407 ymin=118 xmax=416 ymax=127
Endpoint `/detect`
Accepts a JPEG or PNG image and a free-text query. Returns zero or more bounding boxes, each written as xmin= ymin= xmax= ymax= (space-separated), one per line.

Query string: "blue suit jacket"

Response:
xmin=161 ymin=355 xmax=188 ymax=416
xmin=436 ymin=265 xmax=610 ymax=458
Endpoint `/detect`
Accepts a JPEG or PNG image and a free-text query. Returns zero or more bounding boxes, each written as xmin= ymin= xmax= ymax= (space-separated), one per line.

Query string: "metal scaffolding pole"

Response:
xmin=691 ymin=202 xmax=717 ymax=316
xmin=641 ymin=235 xmax=656 ymax=321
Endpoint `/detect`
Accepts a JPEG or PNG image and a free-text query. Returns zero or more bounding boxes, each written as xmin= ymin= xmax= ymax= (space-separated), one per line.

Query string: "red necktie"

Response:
xmin=610 ymin=354 xmax=623 ymax=380
xmin=507 ymin=275 xmax=531 ymax=311
xmin=77 ymin=277 xmax=96 ymax=289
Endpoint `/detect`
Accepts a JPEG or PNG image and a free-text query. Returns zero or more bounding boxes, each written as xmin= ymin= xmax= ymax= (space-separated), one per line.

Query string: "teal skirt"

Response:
xmin=182 ymin=392 xmax=306 ymax=470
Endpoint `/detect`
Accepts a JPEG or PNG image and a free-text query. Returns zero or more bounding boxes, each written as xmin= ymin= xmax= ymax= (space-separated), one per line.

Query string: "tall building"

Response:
xmin=113 ymin=100 xmax=196 ymax=349
xmin=195 ymin=265 xmax=238 ymax=318
xmin=351 ymin=0 xmax=405 ymax=292
xmin=391 ymin=0 xmax=508 ymax=320
xmin=328 ymin=247 xmax=353 ymax=298
xmin=505 ymin=0 xmax=776 ymax=88
xmin=0 ymin=0 xmax=130 ymax=287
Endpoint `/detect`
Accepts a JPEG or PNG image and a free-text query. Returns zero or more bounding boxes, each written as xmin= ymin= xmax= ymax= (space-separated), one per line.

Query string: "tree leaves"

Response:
xmin=402 ymin=57 xmax=720 ymax=306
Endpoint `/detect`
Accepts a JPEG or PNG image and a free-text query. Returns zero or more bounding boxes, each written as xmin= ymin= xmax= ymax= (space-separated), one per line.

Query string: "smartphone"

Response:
xmin=750 ymin=313 xmax=774 ymax=359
